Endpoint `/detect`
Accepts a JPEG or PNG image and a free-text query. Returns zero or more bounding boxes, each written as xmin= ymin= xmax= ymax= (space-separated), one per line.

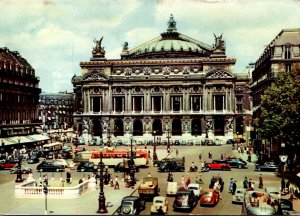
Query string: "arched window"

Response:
xmin=152 ymin=119 xmax=162 ymax=136
xmin=133 ymin=119 xmax=143 ymax=136
xmin=172 ymin=118 xmax=182 ymax=136
xmin=191 ymin=118 xmax=201 ymax=136
xmin=114 ymin=119 xmax=124 ymax=136
xmin=92 ymin=118 xmax=102 ymax=137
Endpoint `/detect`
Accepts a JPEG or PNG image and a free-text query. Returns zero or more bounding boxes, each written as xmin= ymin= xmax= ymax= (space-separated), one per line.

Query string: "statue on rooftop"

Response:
xmin=123 ymin=42 xmax=129 ymax=51
xmin=93 ymin=36 xmax=105 ymax=55
xmin=167 ymin=14 xmax=177 ymax=32
xmin=214 ymin=34 xmax=225 ymax=50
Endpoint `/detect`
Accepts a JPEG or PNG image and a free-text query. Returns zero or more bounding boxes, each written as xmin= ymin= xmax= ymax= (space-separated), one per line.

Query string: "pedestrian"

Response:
xmin=286 ymin=180 xmax=291 ymax=194
xmin=199 ymin=160 xmax=203 ymax=173
xmin=180 ymin=175 xmax=186 ymax=189
xmin=248 ymin=179 xmax=252 ymax=189
xmin=66 ymin=171 xmax=71 ymax=183
xmin=157 ymin=206 xmax=165 ymax=215
xmin=176 ymin=149 xmax=179 ymax=157
xmin=258 ymin=174 xmax=263 ymax=189
xmin=221 ymin=154 xmax=224 ymax=160
xmin=208 ymin=151 xmax=212 ymax=159
xmin=148 ymin=172 xmax=151 ymax=177
xmin=219 ymin=177 xmax=224 ymax=192
xmin=281 ymin=178 xmax=286 ymax=192
xmin=114 ymin=176 xmax=119 ymax=189
xmin=232 ymin=181 xmax=237 ymax=195
xmin=229 ymin=178 xmax=234 ymax=193
xmin=43 ymin=174 xmax=48 ymax=187
xmin=148 ymin=150 xmax=151 ymax=159
xmin=243 ymin=177 xmax=248 ymax=189
xmin=186 ymin=176 xmax=191 ymax=187
xmin=199 ymin=154 xmax=202 ymax=161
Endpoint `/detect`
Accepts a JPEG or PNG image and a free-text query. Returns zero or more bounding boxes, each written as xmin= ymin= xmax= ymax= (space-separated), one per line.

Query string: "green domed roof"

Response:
xmin=121 ymin=15 xmax=213 ymax=59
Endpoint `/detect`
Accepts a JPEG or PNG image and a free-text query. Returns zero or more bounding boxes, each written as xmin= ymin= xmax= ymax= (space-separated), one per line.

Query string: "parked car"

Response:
xmin=277 ymin=199 xmax=294 ymax=215
xmin=255 ymin=162 xmax=280 ymax=172
xmin=10 ymin=164 xmax=32 ymax=174
xmin=226 ymin=139 xmax=234 ymax=144
xmin=206 ymin=160 xmax=231 ymax=171
xmin=265 ymin=186 xmax=281 ymax=199
xmin=167 ymin=182 xmax=178 ymax=196
xmin=226 ymin=158 xmax=248 ymax=169
xmin=52 ymin=159 xmax=75 ymax=169
xmin=150 ymin=196 xmax=168 ymax=215
xmin=114 ymin=161 xmax=139 ymax=173
xmin=200 ymin=189 xmax=220 ymax=206
xmin=118 ymin=196 xmax=145 ymax=215
xmin=36 ymin=161 xmax=65 ymax=172
xmin=232 ymin=188 xmax=246 ymax=204
xmin=0 ymin=161 xmax=17 ymax=169
xmin=153 ymin=157 xmax=184 ymax=167
xmin=187 ymin=183 xmax=201 ymax=198
xmin=174 ymin=140 xmax=180 ymax=146
xmin=173 ymin=189 xmax=197 ymax=211
xmin=77 ymin=161 xmax=97 ymax=172
xmin=27 ymin=154 xmax=40 ymax=164
xmin=158 ymin=160 xmax=185 ymax=172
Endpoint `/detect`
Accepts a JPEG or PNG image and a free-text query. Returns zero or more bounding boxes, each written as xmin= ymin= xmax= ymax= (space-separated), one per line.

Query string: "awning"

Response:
xmin=2 ymin=138 xmax=17 ymax=146
xmin=9 ymin=136 xmax=33 ymax=144
xmin=28 ymin=134 xmax=50 ymax=142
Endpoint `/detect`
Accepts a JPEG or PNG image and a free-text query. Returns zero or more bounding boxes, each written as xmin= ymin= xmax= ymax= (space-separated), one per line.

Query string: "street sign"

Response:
xmin=280 ymin=155 xmax=288 ymax=163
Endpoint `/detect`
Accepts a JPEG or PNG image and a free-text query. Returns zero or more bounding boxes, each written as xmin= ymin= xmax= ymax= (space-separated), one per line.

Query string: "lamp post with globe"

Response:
xmin=15 ymin=137 xmax=23 ymax=183
xmin=97 ymin=152 xmax=107 ymax=214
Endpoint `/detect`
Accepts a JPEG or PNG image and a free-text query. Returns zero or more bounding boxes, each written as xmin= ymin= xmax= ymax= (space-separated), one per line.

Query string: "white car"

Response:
xmin=167 ymin=182 xmax=178 ymax=196
xmin=188 ymin=183 xmax=201 ymax=197
xmin=265 ymin=186 xmax=280 ymax=199
xmin=52 ymin=159 xmax=75 ymax=169
xmin=232 ymin=188 xmax=246 ymax=204
xmin=150 ymin=196 xmax=168 ymax=214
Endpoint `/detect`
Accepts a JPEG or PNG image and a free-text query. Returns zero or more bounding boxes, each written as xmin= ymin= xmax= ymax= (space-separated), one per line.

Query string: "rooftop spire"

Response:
xmin=167 ymin=14 xmax=177 ymax=32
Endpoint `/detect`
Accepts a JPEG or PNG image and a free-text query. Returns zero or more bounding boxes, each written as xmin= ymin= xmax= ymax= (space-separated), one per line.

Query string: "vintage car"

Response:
xmin=255 ymin=162 xmax=280 ymax=172
xmin=27 ymin=154 xmax=40 ymax=164
xmin=0 ymin=161 xmax=17 ymax=169
xmin=52 ymin=159 xmax=75 ymax=169
xmin=118 ymin=196 xmax=145 ymax=215
xmin=10 ymin=164 xmax=32 ymax=174
xmin=150 ymin=196 xmax=168 ymax=215
xmin=226 ymin=158 xmax=248 ymax=169
xmin=153 ymin=157 xmax=184 ymax=167
xmin=173 ymin=189 xmax=197 ymax=211
xmin=114 ymin=161 xmax=139 ymax=173
xmin=138 ymin=177 xmax=159 ymax=198
xmin=158 ymin=161 xmax=185 ymax=172
xmin=200 ymin=189 xmax=220 ymax=206
xmin=77 ymin=161 xmax=97 ymax=172
xmin=232 ymin=188 xmax=246 ymax=204
xmin=277 ymin=199 xmax=294 ymax=215
xmin=36 ymin=161 xmax=65 ymax=172
xmin=188 ymin=183 xmax=201 ymax=198
xmin=206 ymin=160 xmax=231 ymax=171
xmin=167 ymin=182 xmax=178 ymax=196
xmin=265 ymin=186 xmax=281 ymax=199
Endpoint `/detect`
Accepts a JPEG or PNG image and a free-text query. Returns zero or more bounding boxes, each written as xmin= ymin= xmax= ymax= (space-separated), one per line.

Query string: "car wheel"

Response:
xmin=39 ymin=169 xmax=43 ymax=172
xmin=56 ymin=169 xmax=60 ymax=172
xmin=123 ymin=206 xmax=131 ymax=214
xmin=238 ymin=164 xmax=241 ymax=169
xmin=221 ymin=167 xmax=226 ymax=171
xmin=257 ymin=167 xmax=261 ymax=171
xmin=81 ymin=168 xmax=85 ymax=172
xmin=275 ymin=168 xmax=279 ymax=172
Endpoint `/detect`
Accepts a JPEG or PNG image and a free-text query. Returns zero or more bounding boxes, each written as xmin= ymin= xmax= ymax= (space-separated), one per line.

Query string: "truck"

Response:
xmin=138 ymin=177 xmax=159 ymax=198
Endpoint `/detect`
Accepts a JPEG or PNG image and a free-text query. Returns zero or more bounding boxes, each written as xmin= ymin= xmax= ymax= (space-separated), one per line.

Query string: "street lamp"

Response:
xmin=97 ymin=152 xmax=107 ymax=214
xmin=129 ymin=136 xmax=135 ymax=186
xmin=15 ymin=137 xmax=23 ymax=183
xmin=166 ymin=128 xmax=171 ymax=153
xmin=43 ymin=182 xmax=48 ymax=215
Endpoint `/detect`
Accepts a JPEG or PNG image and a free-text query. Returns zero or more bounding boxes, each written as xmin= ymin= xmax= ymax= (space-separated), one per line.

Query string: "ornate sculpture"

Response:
xmin=167 ymin=14 xmax=177 ymax=32
xmin=93 ymin=36 xmax=105 ymax=55
xmin=205 ymin=119 xmax=213 ymax=131
xmin=213 ymin=34 xmax=225 ymax=50
xmin=123 ymin=42 xmax=129 ymax=51
xmin=225 ymin=117 xmax=233 ymax=131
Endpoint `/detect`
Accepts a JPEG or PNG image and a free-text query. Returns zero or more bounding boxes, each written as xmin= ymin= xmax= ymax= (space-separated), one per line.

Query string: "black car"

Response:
xmin=114 ymin=161 xmax=139 ymax=173
xmin=158 ymin=161 xmax=185 ymax=172
xmin=226 ymin=139 xmax=234 ymax=144
xmin=36 ymin=161 xmax=65 ymax=172
xmin=118 ymin=196 xmax=145 ymax=215
xmin=277 ymin=199 xmax=293 ymax=215
xmin=27 ymin=154 xmax=40 ymax=164
xmin=174 ymin=140 xmax=180 ymax=146
xmin=255 ymin=162 xmax=280 ymax=172
xmin=226 ymin=158 xmax=248 ymax=169
xmin=77 ymin=161 xmax=97 ymax=172
xmin=173 ymin=189 xmax=197 ymax=212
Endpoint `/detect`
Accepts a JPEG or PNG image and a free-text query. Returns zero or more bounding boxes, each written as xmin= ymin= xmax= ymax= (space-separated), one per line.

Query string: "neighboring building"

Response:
xmin=39 ymin=92 xmax=74 ymax=131
xmin=0 ymin=47 xmax=41 ymax=137
xmin=72 ymin=15 xmax=251 ymax=145
xmin=250 ymin=28 xmax=300 ymax=157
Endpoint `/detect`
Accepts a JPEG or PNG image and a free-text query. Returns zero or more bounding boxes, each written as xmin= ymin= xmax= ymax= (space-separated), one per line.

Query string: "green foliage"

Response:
xmin=257 ymin=70 xmax=300 ymax=144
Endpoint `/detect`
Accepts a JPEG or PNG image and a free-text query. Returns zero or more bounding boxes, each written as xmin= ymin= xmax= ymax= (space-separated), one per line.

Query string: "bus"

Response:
xmin=73 ymin=151 xmax=93 ymax=163
xmin=42 ymin=142 xmax=64 ymax=159
xmin=89 ymin=148 xmax=149 ymax=167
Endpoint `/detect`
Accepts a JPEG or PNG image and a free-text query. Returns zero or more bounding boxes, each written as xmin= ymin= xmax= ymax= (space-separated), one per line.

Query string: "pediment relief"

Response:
xmin=81 ymin=72 xmax=108 ymax=82
xmin=205 ymin=69 xmax=234 ymax=79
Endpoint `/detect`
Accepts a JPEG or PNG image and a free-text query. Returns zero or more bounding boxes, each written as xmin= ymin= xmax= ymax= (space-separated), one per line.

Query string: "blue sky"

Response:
xmin=1 ymin=0 xmax=300 ymax=93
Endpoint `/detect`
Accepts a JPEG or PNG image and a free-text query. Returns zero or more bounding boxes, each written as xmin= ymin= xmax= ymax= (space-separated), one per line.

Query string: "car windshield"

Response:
xmin=270 ymin=191 xmax=279 ymax=195
xmin=203 ymin=191 xmax=212 ymax=196
xmin=122 ymin=201 xmax=133 ymax=206
xmin=155 ymin=200 xmax=163 ymax=204
xmin=189 ymin=187 xmax=198 ymax=190
xmin=177 ymin=194 xmax=189 ymax=198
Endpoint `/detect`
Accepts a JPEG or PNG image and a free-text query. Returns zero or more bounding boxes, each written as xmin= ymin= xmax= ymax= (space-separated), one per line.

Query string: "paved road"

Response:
xmin=0 ymin=144 xmax=289 ymax=215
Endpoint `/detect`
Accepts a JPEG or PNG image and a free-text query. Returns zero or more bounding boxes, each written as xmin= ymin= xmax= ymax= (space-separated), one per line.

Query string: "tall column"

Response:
xmin=87 ymin=90 xmax=91 ymax=113
xmin=213 ymin=95 xmax=216 ymax=112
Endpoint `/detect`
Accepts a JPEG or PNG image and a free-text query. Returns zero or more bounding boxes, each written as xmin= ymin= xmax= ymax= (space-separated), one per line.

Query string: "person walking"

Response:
xmin=66 ymin=171 xmax=71 ymax=183
xmin=176 ymin=149 xmax=179 ymax=157
xmin=186 ymin=176 xmax=191 ymax=187
xmin=243 ymin=177 xmax=248 ymax=189
xmin=180 ymin=175 xmax=186 ymax=189
xmin=248 ymin=179 xmax=252 ymax=189
xmin=281 ymin=178 xmax=286 ymax=192
xmin=229 ymin=178 xmax=234 ymax=193
xmin=208 ymin=151 xmax=212 ymax=159
xmin=114 ymin=176 xmax=119 ymax=190
xmin=232 ymin=181 xmax=237 ymax=195
xmin=258 ymin=174 xmax=263 ymax=189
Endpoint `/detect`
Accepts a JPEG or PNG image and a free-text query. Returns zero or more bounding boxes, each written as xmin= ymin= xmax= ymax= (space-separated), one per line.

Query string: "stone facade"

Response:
xmin=72 ymin=15 xmax=251 ymax=145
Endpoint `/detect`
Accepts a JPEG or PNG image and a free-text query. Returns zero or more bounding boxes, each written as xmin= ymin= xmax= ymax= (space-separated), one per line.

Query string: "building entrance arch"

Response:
xmin=114 ymin=119 xmax=124 ymax=136
xmin=92 ymin=118 xmax=102 ymax=138
xmin=152 ymin=119 xmax=162 ymax=136
xmin=172 ymin=118 xmax=182 ymax=136
xmin=191 ymin=118 xmax=201 ymax=136
xmin=214 ymin=116 xmax=225 ymax=136
xmin=133 ymin=119 xmax=143 ymax=136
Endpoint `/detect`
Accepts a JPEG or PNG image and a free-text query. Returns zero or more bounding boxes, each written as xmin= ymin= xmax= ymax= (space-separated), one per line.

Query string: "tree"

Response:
xmin=256 ymin=69 xmax=300 ymax=146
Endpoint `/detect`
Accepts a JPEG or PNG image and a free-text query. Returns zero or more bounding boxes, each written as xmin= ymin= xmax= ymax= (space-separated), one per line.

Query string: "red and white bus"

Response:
xmin=89 ymin=149 xmax=149 ymax=167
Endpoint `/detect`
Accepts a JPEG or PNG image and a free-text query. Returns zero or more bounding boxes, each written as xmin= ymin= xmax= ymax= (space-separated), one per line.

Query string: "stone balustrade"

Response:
xmin=15 ymin=177 xmax=96 ymax=199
